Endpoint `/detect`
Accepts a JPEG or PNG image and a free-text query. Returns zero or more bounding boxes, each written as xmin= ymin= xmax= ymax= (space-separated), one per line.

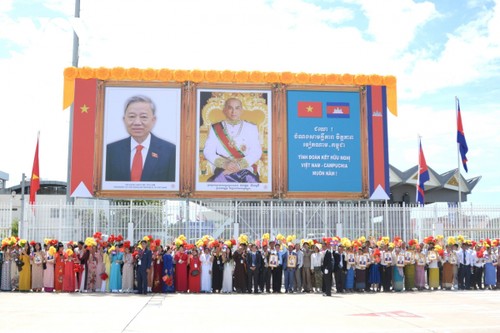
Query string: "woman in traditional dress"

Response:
xmin=95 ymin=245 xmax=104 ymax=292
xmin=109 ymin=244 xmax=123 ymax=292
xmin=442 ymin=245 xmax=457 ymax=290
xmin=392 ymin=247 xmax=405 ymax=292
xmin=162 ymin=246 xmax=175 ymax=293
xmin=31 ymin=243 xmax=44 ymax=292
xmin=10 ymin=244 xmax=20 ymax=291
xmin=403 ymin=245 xmax=416 ymax=291
xmin=1 ymin=245 xmax=12 ymax=291
xmin=221 ymin=246 xmax=233 ymax=293
xmin=414 ymin=246 xmax=427 ymax=291
xmin=369 ymin=248 xmax=381 ymax=292
xmin=427 ymin=244 xmax=441 ymax=290
xmin=200 ymin=247 xmax=213 ymax=292
xmin=355 ymin=247 xmax=368 ymax=292
xmin=187 ymin=248 xmax=201 ymax=293
xmin=483 ymin=247 xmax=497 ymax=290
xmin=232 ymin=245 xmax=247 ymax=293
xmin=18 ymin=242 xmax=31 ymax=292
xmin=85 ymin=245 xmax=98 ymax=292
xmin=54 ymin=244 xmax=65 ymax=291
xmin=212 ymin=246 xmax=224 ymax=293
xmin=122 ymin=245 xmax=134 ymax=293
xmin=43 ymin=245 xmax=55 ymax=292
xmin=174 ymin=245 xmax=188 ymax=292
xmin=62 ymin=245 xmax=76 ymax=292
xmin=102 ymin=244 xmax=111 ymax=292
xmin=152 ymin=245 xmax=163 ymax=293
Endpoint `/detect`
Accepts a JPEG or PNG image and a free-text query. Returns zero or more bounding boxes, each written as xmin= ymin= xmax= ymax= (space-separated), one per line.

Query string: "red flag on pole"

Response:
xmin=29 ymin=133 xmax=40 ymax=204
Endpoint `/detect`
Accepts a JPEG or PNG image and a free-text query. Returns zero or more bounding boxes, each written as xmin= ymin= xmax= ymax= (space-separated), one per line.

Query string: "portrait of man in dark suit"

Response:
xmin=105 ymin=95 xmax=176 ymax=182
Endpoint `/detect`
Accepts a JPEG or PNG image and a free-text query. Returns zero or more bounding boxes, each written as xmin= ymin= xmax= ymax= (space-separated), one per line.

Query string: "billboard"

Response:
xmin=65 ymin=68 xmax=394 ymax=199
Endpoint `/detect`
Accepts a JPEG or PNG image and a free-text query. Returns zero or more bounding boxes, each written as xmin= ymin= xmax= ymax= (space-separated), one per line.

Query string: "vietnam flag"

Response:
xmin=297 ymin=101 xmax=322 ymax=118
xmin=70 ymin=78 xmax=97 ymax=197
xmin=29 ymin=133 xmax=40 ymax=204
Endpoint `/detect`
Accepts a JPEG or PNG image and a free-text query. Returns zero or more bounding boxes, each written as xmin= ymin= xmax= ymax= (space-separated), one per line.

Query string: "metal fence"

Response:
xmin=1 ymin=199 xmax=499 ymax=244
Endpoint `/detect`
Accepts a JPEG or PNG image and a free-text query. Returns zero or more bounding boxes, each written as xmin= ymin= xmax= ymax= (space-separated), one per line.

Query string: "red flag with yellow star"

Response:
xmin=29 ymin=133 xmax=40 ymax=204
xmin=70 ymin=78 xmax=97 ymax=197
xmin=297 ymin=101 xmax=322 ymax=118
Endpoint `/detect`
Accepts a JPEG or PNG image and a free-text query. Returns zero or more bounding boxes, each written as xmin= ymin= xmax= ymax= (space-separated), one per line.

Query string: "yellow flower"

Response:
xmin=354 ymin=74 xmax=368 ymax=85
xmin=157 ymin=68 xmax=173 ymax=81
xmin=48 ymin=246 xmax=56 ymax=256
xmin=141 ymin=68 xmax=158 ymax=81
xmin=280 ymin=71 xmax=294 ymax=84
xmin=249 ymin=71 xmax=265 ymax=83
xmin=189 ymin=69 xmax=205 ymax=83
xmin=368 ymin=74 xmax=383 ymax=85
xmin=340 ymin=73 xmax=354 ymax=85
xmin=325 ymin=73 xmax=340 ymax=85
xmin=64 ymin=66 xmax=78 ymax=79
xmin=264 ymin=71 xmax=279 ymax=83
xmin=205 ymin=70 xmax=220 ymax=82
xmin=262 ymin=233 xmax=270 ymax=240
xmin=110 ymin=67 xmax=126 ymax=80
xmin=295 ymin=72 xmax=310 ymax=84
xmin=95 ymin=67 xmax=110 ymax=80
xmin=78 ymin=67 xmax=95 ymax=79
xmin=310 ymin=73 xmax=325 ymax=85
xmin=173 ymin=69 xmax=189 ymax=82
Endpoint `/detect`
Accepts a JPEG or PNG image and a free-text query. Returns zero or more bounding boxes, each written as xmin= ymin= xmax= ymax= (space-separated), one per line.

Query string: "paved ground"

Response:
xmin=1 ymin=290 xmax=499 ymax=332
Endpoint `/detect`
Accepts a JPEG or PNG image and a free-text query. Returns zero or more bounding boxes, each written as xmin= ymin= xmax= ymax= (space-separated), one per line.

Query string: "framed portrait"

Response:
xmin=195 ymin=88 xmax=272 ymax=193
xmin=427 ymin=251 xmax=437 ymax=261
xmin=269 ymin=254 xmax=278 ymax=268
xmin=449 ymin=254 xmax=457 ymax=264
xmin=287 ymin=254 xmax=297 ymax=268
xmin=347 ymin=253 xmax=355 ymax=263
xmin=492 ymin=255 xmax=498 ymax=266
xmin=384 ymin=252 xmax=392 ymax=264
xmin=396 ymin=254 xmax=405 ymax=267
xmin=358 ymin=255 xmax=367 ymax=268
xmin=416 ymin=254 xmax=426 ymax=266
xmin=404 ymin=251 xmax=413 ymax=264
xmin=99 ymin=85 xmax=181 ymax=194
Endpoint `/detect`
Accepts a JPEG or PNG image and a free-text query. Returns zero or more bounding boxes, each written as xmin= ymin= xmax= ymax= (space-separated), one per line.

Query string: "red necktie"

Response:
xmin=131 ymin=145 xmax=143 ymax=181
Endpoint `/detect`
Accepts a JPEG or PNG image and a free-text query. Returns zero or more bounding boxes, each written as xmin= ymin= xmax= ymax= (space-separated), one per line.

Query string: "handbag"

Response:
xmin=43 ymin=262 xmax=47 ymax=270
xmin=191 ymin=269 xmax=200 ymax=276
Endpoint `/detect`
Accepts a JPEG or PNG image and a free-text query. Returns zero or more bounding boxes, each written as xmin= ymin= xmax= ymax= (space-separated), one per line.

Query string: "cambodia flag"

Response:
xmin=29 ymin=133 xmax=40 ymax=204
xmin=456 ymin=99 xmax=468 ymax=172
xmin=297 ymin=101 xmax=322 ymax=118
xmin=416 ymin=140 xmax=429 ymax=205
xmin=326 ymin=102 xmax=350 ymax=118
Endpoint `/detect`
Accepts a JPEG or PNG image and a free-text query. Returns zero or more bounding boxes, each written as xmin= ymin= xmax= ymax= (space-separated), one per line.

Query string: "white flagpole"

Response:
xmin=455 ymin=96 xmax=462 ymax=204
xmin=416 ymin=135 xmax=421 ymax=204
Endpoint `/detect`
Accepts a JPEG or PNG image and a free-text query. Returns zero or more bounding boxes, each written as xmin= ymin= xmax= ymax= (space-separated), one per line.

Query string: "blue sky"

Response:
xmin=1 ymin=0 xmax=499 ymax=203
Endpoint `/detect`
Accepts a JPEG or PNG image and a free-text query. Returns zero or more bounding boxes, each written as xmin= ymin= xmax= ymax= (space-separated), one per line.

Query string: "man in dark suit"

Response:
xmin=322 ymin=242 xmax=335 ymax=296
xmin=246 ymin=244 xmax=262 ymax=293
xmin=333 ymin=245 xmax=346 ymax=293
xmin=105 ymin=95 xmax=176 ymax=182
xmin=136 ymin=240 xmax=152 ymax=295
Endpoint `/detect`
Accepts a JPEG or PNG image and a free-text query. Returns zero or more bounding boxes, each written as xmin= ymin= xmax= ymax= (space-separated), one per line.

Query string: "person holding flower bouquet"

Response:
xmin=188 ymin=248 xmax=201 ymax=293
xmin=18 ymin=242 xmax=31 ymax=292
xmin=54 ymin=244 xmax=65 ymax=291
xmin=200 ymin=247 xmax=213 ymax=293
xmin=122 ymin=244 xmax=134 ymax=293
xmin=109 ymin=244 xmax=124 ymax=292
xmin=85 ymin=245 xmax=99 ymax=292
xmin=162 ymin=246 xmax=175 ymax=293
xmin=414 ymin=245 xmax=426 ymax=291
xmin=43 ymin=244 xmax=55 ymax=292
xmin=174 ymin=245 xmax=188 ymax=293
xmin=1 ymin=244 xmax=12 ymax=291
xmin=31 ymin=242 xmax=44 ymax=292
xmin=62 ymin=245 xmax=76 ymax=292
xmin=426 ymin=243 xmax=441 ymax=290
xmin=221 ymin=245 xmax=233 ymax=293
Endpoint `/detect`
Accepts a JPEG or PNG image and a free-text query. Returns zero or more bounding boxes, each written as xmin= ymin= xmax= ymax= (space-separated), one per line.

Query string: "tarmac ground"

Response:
xmin=1 ymin=289 xmax=499 ymax=333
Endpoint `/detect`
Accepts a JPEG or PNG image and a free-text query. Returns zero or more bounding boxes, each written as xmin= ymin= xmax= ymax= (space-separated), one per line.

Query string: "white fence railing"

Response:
xmin=1 ymin=200 xmax=499 ymax=244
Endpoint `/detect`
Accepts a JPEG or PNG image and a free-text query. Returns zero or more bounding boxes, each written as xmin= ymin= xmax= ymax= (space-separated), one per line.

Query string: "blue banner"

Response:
xmin=287 ymin=90 xmax=362 ymax=192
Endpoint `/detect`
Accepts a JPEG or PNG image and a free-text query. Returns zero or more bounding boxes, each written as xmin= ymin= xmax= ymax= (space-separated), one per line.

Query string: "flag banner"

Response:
xmin=297 ymin=101 xmax=322 ymax=118
xmin=366 ymin=85 xmax=390 ymax=196
xmin=29 ymin=135 xmax=40 ymax=204
xmin=456 ymin=99 xmax=468 ymax=172
xmin=326 ymin=102 xmax=350 ymax=118
xmin=416 ymin=140 xmax=430 ymax=205
xmin=70 ymin=78 xmax=98 ymax=197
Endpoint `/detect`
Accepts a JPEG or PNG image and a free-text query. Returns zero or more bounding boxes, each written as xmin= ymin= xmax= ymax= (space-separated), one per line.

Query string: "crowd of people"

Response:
xmin=1 ymin=233 xmax=499 ymax=295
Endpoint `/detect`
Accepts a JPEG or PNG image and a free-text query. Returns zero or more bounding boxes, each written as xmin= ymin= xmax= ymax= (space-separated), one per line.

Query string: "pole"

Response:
xmin=66 ymin=0 xmax=80 ymax=202
xmin=455 ymin=97 xmax=462 ymax=232
xmin=416 ymin=135 xmax=421 ymax=204
xmin=20 ymin=173 xmax=26 ymax=238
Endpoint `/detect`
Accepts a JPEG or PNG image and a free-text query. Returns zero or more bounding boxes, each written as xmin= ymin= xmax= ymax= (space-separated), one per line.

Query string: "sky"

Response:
xmin=0 ymin=0 xmax=499 ymax=203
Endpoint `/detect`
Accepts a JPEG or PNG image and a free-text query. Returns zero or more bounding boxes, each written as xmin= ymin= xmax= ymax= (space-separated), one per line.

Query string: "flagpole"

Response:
xmin=416 ymin=135 xmax=421 ymax=204
xmin=455 ymin=96 xmax=462 ymax=205
xmin=66 ymin=0 xmax=80 ymax=203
